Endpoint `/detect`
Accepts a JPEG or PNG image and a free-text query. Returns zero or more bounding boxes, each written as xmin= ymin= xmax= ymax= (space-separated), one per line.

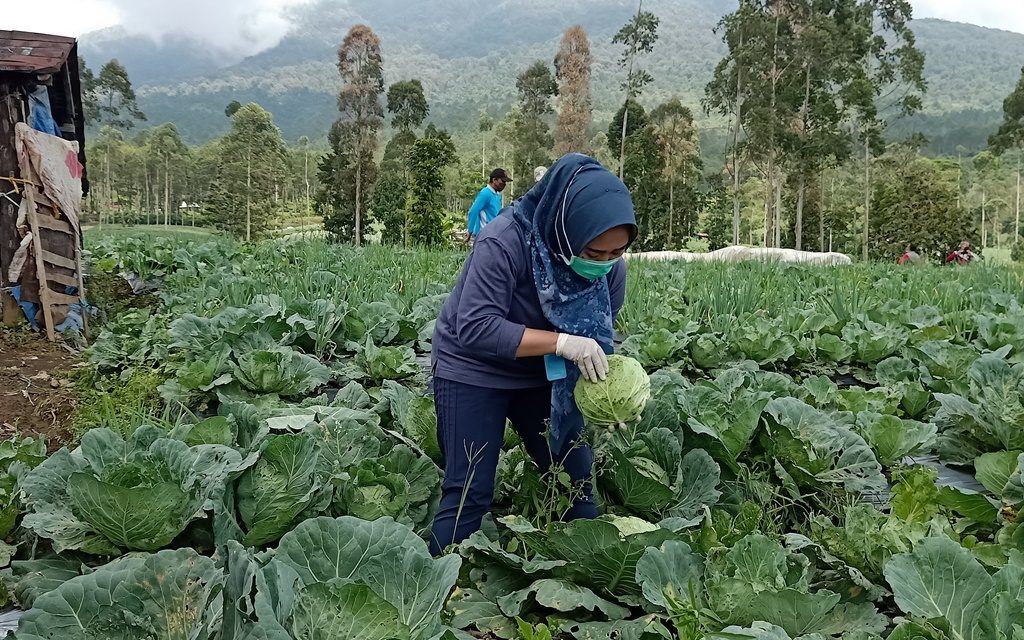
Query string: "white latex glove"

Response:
xmin=555 ymin=334 xmax=609 ymax=383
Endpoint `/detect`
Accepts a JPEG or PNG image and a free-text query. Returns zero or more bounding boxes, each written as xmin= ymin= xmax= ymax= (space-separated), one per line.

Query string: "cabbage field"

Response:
xmin=2 ymin=234 xmax=1023 ymax=639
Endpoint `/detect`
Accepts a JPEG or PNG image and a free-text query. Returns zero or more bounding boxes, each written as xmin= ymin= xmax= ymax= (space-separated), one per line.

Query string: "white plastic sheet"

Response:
xmin=627 ymin=245 xmax=853 ymax=266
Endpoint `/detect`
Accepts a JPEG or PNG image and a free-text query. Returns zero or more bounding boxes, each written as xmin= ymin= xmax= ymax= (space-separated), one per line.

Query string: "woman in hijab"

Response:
xmin=429 ymin=154 xmax=637 ymax=554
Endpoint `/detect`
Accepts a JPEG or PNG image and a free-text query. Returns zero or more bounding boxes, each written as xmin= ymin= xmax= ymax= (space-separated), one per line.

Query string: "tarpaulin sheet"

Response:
xmin=15 ymin=122 xmax=82 ymax=233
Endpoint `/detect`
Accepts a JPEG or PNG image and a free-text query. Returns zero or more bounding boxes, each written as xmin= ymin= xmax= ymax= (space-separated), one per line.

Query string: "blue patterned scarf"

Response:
xmin=511 ymin=154 xmax=636 ymax=453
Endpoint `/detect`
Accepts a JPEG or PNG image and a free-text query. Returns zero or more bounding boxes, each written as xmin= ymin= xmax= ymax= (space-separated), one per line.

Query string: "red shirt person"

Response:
xmin=945 ymin=240 xmax=975 ymax=265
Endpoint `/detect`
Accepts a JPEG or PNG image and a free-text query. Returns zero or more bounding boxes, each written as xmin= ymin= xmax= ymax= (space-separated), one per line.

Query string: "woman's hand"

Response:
xmin=555 ymin=334 xmax=609 ymax=382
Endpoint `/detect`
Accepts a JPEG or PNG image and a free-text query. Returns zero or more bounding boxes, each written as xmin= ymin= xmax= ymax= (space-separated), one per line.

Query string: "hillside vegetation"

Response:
xmin=80 ymin=0 xmax=1024 ymax=151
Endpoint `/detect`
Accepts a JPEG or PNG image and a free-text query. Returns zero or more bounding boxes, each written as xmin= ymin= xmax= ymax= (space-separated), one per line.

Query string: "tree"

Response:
xmin=512 ymin=61 xmax=557 ymax=195
xmin=297 ymin=136 xmax=312 ymax=216
xmin=650 ymin=98 xmax=700 ymax=247
xmin=368 ymin=173 xmax=408 ymax=245
xmin=207 ymin=104 xmax=289 ymax=241
xmin=787 ymin=1 xmax=850 ymax=251
xmin=989 ymin=65 xmax=1024 ymax=246
xmin=79 ymin=57 xmax=100 ymax=125
xmin=479 ymin=112 xmax=494 ymax=179
xmin=702 ymin=173 xmax=733 ymax=250
xmin=606 ymin=99 xmax=647 ymax=163
xmin=92 ymin=60 xmax=146 ymax=130
xmin=870 ymin=155 xmax=974 ymax=262
xmin=705 ymin=0 xmax=925 ymax=252
xmin=851 ymin=0 xmax=926 ymax=259
xmin=329 ymin=24 xmax=385 ymax=244
xmin=382 ymin=129 xmax=417 ymax=168
xmin=386 ymin=80 xmax=429 ymax=132
xmin=612 ymin=2 xmax=660 ymax=179
xmin=148 ymin=124 xmax=189 ymax=226
xmin=89 ymin=126 xmax=125 ymax=222
xmin=969 ymin=151 xmax=1008 ymax=249
xmin=703 ymin=1 xmax=757 ymax=246
xmin=85 ymin=59 xmax=146 ymax=222
xmin=622 ymin=126 xmax=666 ymax=250
xmin=607 ymin=101 xmax=665 ymax=250
xmin=225 ymin=101 xmax=242 ymax=118
xmin=554 ymin=26 xmax=593 ymax=157
xmin=407 ymin=133 xmax=457 ymax=246
xmin=990 ymin=66 xmax=1024 ymax=154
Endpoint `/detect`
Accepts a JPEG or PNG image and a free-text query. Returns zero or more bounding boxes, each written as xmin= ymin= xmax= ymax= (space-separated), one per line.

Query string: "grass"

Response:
xmin=83 ymin=224 xmax=220 ymax=243
xmin=984 ymin=247 xmax=1013 ymax=264
xmin=68 ymin=366 xmax=172 ymax=440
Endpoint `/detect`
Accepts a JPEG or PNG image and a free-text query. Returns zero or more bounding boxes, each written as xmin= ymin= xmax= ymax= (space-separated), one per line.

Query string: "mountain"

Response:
xmin=79 ymin=0 xmax=1024 ymax=155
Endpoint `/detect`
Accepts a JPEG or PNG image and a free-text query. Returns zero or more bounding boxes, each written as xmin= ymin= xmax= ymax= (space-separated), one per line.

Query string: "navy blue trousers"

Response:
xmin=428 ymin=377 xmax=597 ymax=555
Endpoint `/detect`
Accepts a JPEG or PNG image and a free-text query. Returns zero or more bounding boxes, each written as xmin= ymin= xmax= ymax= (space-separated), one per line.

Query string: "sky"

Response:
xmin=6 ymin=0 xmax=313 ymax=56
xmin=7 ymin=0 xmax=1024 ymax=57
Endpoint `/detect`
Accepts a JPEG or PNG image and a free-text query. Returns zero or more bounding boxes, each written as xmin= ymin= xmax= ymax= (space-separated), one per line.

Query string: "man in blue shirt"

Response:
xmin=467 ymin=168 xmax=511 ymax=240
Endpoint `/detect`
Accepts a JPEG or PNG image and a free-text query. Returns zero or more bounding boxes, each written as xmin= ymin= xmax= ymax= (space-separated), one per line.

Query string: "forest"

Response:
xmin=78 ymin=0 xmax=1024 ymax=263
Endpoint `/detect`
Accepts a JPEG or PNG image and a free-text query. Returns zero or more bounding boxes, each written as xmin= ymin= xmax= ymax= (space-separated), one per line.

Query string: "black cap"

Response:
xmin=489 ymin=168 xmax=512 ymax=182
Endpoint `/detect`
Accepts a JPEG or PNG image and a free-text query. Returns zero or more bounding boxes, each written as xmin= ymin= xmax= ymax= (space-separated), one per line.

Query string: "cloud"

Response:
xmin=912 ymin=0 xmax=1024 ymax=35
xmin=105 ymin=0 xmax=314 ymax=56
xmin=8 ymin=0 xmax=119 ymax=37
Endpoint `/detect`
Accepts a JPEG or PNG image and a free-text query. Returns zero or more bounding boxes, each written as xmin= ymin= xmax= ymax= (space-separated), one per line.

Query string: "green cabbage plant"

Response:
xmin=20 ymin=427 xmax=249 ymax=555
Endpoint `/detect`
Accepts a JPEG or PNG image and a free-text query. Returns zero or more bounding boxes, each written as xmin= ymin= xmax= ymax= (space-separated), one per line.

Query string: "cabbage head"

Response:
xmin=574 ymin=355 xmax=651 ymax=426
xmin=337 ymin=463 xmax=411 ymax=521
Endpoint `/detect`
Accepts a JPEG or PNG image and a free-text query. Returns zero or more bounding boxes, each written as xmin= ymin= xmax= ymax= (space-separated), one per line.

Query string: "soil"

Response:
xmin=0 ymin=328 xmax=79 ymax=452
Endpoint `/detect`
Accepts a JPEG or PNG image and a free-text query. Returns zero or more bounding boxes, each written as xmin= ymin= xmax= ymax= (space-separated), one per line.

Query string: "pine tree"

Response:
xmin=554 ymin=26 xmax=593 ymax=157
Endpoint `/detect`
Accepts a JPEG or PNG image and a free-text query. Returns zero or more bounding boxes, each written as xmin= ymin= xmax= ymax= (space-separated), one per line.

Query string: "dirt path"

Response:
xmin=0 ymin=329 xmax=78 ymax=451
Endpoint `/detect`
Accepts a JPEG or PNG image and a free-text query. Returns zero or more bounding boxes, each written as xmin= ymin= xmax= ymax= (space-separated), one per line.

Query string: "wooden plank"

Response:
xmin=32 ymin=213 xmax=72 ymax=234
xmin=24 ymin=186 xmax=55 ymax=341
xmin=40 ymin=250 xmax=75 ymax=270
xmin=45 ymin=290 xmax=81 ymax=306
xmin=45 ymin=271 xmax=79 ymax=288
xmin=25 ymin=187 xmax=63 ymax=214
xmin=1 ymin=31 xmax=76 ymax=45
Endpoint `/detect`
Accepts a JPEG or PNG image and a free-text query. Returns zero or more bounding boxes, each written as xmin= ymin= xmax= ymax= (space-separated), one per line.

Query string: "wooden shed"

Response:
xmin=0 ymin=31 xmax=89 ymax=334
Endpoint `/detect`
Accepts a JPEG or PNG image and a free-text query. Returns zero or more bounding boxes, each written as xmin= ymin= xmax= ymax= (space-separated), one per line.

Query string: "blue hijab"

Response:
xmin=511 ymin=154 xmax=637 ymax=452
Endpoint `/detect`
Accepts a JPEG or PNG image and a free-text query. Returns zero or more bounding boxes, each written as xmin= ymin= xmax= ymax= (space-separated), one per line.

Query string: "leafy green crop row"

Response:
xmin=0 ymin=234 xmax=1021 ymax=639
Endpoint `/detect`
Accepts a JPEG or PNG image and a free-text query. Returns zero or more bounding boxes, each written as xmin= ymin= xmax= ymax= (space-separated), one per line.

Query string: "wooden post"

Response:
xmin=1 ymin=86 xmax=25 ymax=323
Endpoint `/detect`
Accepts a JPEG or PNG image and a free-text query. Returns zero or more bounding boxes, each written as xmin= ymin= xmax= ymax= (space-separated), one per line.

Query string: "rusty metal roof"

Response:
xmin=0 ymin=31 xmax=76 ymax=74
